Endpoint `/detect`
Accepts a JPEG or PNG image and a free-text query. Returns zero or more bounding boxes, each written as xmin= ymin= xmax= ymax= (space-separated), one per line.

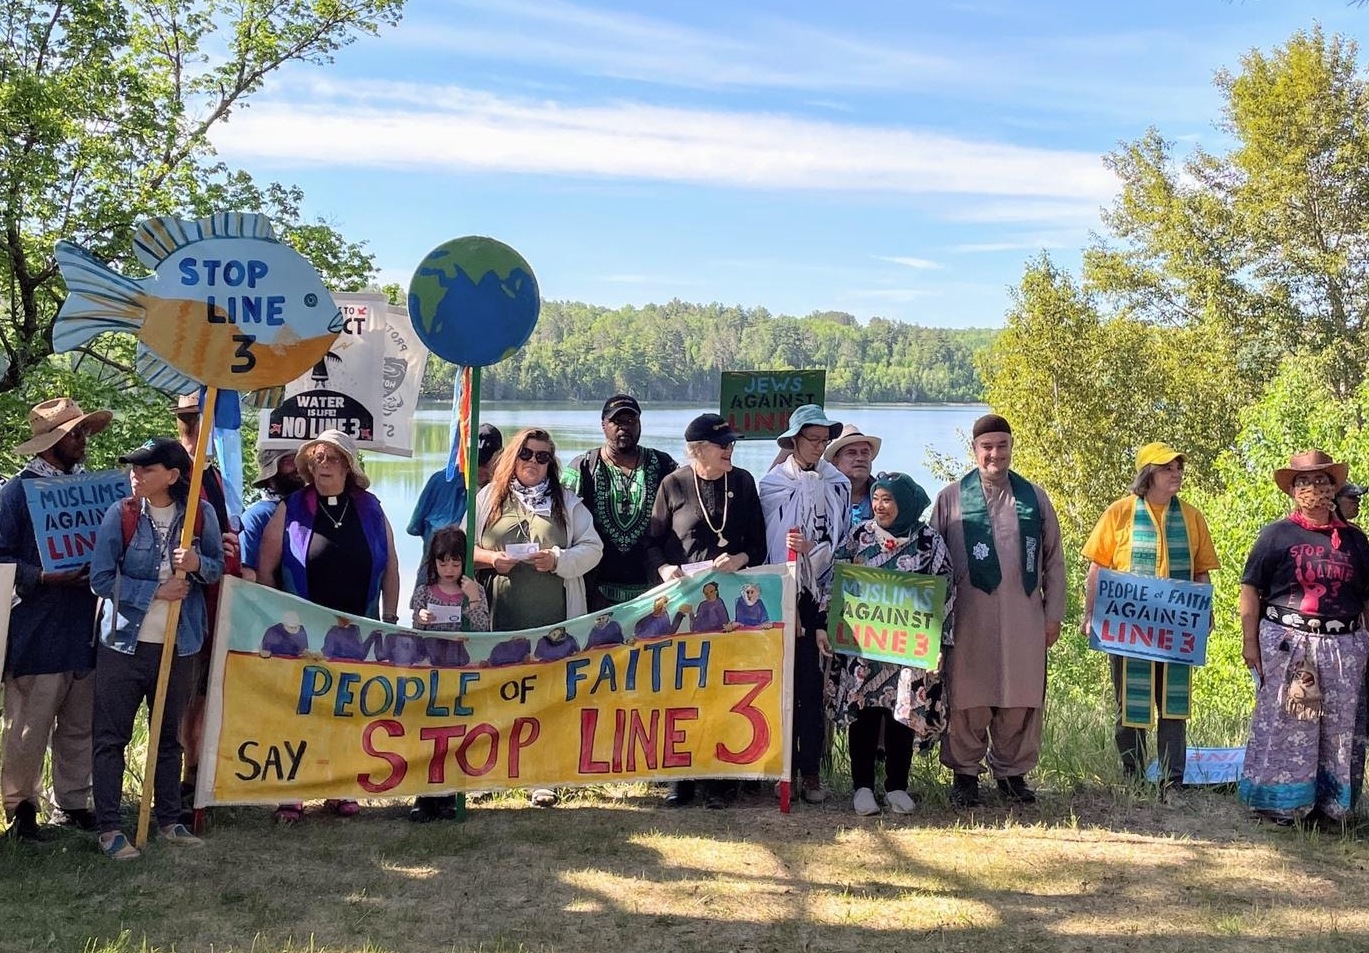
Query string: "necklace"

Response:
xmin=692 ymin=467 xmax=730 ymax=548
xmin=612 ymin=463 xmax=639 ymax=517
xmin=319 ymin=495 xmax=350 ymax=530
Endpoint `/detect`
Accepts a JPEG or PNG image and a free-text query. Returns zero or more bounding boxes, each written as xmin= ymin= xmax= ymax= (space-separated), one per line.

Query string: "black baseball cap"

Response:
xmin=1336 ymin=482 xmax=1366 ymax=500
xmin=477 ymin=424 xmax=503 ymax=466
xmin=684 ymin=413 xmax=738 ymax=446
xmin=601 ymin=394 xmax=641 ymax=420
xmin=119 ymin=437 xmax=192 ymax=473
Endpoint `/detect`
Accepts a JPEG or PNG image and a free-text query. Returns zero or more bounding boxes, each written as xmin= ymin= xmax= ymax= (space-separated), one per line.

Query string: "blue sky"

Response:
xmin=210 ymin=0 xmax=1366 ymax=328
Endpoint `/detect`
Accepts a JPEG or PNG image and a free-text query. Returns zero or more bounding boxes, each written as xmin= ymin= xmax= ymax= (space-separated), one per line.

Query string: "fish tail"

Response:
xmin=52 ymin=242 xmax=146 ymax=352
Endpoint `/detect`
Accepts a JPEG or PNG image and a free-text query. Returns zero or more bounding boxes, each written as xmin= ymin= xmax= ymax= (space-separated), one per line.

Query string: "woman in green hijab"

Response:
xmin=820 ymin=473 xmax=954 ymax=817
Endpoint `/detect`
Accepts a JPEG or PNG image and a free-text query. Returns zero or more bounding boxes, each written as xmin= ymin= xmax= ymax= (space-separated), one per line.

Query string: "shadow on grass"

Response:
xmin=3 ymin=785 xmax=1369 ymax=953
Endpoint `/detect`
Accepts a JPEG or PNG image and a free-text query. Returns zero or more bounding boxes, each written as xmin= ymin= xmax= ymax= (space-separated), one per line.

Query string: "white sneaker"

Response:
xmin=853 ymin=787 xmax=880 ymax=816
xmin=886 ymin=789 xmax=917 ymax=815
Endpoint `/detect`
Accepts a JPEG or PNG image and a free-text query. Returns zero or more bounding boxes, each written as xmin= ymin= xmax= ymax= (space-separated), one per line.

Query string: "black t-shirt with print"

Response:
xmin=1241 ymin=517 xmax=1369 ymax=619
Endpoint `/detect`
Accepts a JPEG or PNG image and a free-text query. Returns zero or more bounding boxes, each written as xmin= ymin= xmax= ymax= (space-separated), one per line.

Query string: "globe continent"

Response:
xmin=407 ymin=236 xmax=541 ymax=367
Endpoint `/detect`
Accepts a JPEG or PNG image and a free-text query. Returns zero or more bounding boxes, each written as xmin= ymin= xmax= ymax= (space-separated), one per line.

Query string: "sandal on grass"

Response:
xmin=325 ymin=799 xmax=360 ymax=817
xmin=99 ymin=831 xmax=141 ymax=861
xmin=274 ymin=804 xmax=304 ymax=824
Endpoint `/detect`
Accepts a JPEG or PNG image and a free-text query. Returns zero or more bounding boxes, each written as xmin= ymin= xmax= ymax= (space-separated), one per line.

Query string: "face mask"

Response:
xmin=1294 ymin=483 xmax=1336 ymax=511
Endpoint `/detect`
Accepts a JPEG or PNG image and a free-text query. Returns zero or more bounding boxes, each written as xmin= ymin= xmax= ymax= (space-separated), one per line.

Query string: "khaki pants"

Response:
xmin=940 ymin=706 xmax=1043 ymax=778
xmin=1 ymin=671 xmax=94 ymax=814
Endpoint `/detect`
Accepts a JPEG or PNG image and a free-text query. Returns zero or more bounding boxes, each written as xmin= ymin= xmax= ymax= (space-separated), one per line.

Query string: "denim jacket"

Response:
xmin=89 ymin=497 xmax=224 ymax=656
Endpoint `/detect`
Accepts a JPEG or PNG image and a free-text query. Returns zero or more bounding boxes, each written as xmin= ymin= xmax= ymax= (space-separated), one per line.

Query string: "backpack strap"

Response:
xmin=119 ymin=496 xmax=139 ymax=549
xmin=122 ymin=495 xmax=206 ymax=544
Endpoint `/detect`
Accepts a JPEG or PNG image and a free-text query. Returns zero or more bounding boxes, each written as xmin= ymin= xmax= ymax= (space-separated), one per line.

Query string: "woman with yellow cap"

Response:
xmin=1082 ymin=442 xmax=1219 ymax=800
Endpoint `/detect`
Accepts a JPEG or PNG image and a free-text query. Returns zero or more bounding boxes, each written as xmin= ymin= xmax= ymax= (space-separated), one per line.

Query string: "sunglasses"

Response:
xmin=517 ymin=448 xmax=553 ymax=465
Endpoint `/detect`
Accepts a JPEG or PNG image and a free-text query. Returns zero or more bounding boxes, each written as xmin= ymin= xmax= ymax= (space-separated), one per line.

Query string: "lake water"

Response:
xmin=363 ymin=401 xmax=987 ymax=592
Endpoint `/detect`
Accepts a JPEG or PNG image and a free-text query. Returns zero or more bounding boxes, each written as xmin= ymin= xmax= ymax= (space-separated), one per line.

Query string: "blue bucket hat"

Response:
xmin=776 ymin=404 xmax=842 ymax=450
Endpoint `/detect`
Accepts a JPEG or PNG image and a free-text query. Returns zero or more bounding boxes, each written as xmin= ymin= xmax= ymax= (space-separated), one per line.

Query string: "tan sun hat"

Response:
xmin=296 ymin=429 xmax=369 ymax=490
xmin=1274 ymin=449 xmax=1349 ymax=497
xmin=14 ymin=397 xmax=113 ymax=456
xmin=253 ymin=447 xmax=296 ymax=489
xmin=823 ymin=424 xmax=882 ymax=463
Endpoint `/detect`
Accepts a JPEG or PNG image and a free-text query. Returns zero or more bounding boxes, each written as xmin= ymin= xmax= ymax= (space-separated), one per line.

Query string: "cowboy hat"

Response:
xmin=823 ymin=424 xmax=882 ymax=463
xmin=174 ymin=392 xmax=201 ymax=417
xmin=14 ymin=397 xmax=113 ymax=456
xmin=1274 ymin=449 xmax=1349 ymax=496
xmin=296 ymin=429 xmax=370 ymax=490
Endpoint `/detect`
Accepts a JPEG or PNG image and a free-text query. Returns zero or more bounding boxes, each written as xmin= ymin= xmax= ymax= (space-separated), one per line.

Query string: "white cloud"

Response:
xmin=384 ymin=0 xmax=1224 ymax=125
xmin=396 ymin=0 xmax=958 ymax=93
xmin=875 ymin=256 xmax=945 ymax=270
xmin=212 ymin=81 xmax=1116 ymax=208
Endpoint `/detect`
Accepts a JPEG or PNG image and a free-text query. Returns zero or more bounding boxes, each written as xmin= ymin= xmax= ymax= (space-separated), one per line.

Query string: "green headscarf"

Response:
xmin=871 ymin=472 xmax=929 ymax=537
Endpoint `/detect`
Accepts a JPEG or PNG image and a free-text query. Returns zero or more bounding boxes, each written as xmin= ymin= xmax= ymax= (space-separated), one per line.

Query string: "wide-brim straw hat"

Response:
xmin=1274 ymin=449 xmax=1349 ymax=496
xmin=14 ymin=397 xmax=113 ymax=456
xmin=823 ymin=424 xmax=882 ymax=463
xmin=296 ymin=429 xmax=370 ymax=490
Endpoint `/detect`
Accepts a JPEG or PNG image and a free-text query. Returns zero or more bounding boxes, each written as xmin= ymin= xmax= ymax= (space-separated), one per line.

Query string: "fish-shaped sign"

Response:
xmin=53 ymin=213 xmax=344 ymax=391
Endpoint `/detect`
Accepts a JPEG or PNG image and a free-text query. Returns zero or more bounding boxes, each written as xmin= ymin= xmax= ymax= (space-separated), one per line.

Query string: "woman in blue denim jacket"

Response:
xmin=88 ymin=438 xmax=224 ymax=860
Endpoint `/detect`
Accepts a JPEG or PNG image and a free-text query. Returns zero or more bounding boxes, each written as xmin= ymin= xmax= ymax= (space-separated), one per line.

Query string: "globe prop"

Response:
xmin=406 ymin=236 xmax=540 ymax=367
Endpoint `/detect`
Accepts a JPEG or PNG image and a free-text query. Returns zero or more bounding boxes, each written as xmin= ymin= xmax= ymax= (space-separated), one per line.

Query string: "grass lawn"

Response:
xmin=3 ymin=780 xmax=1369 ymax=953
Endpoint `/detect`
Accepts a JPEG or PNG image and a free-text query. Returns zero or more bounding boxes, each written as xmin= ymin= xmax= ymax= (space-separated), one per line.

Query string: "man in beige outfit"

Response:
xmin=0 ymin=398 xmax=113 ymax=838
xmin=929 ymin=414 xmax=1065 ymax=807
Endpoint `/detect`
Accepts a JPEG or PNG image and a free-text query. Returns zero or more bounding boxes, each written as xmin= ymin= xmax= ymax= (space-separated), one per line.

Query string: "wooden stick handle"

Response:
xmin=135 ymin=386 xmax=216 ymax=848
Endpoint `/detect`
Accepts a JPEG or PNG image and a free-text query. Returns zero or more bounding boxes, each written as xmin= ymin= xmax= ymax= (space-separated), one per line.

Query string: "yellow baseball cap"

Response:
xmin=1135 ymin=442 xmax=1184 ymax=473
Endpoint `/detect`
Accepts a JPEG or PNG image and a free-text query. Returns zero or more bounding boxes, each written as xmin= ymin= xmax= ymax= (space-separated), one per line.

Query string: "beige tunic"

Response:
xmin=929 ymin=475 xmax=1065 ymax=710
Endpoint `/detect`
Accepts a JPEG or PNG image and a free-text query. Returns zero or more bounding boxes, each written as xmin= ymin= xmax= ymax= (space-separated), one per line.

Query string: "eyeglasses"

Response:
xmin=796 ymin=433 xmax=831 ymax=447
xmin=1293 ymin=474 xmax=1334 ymax=488
xmin=312 ymin=451 xmax=346 ymax=466
xmin=517 ymin=448 xmax=553 ymax=465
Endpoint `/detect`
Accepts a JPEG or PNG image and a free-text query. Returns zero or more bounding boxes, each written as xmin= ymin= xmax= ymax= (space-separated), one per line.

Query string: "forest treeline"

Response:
xmin=419 ymin=300 xmax=996 ymax=403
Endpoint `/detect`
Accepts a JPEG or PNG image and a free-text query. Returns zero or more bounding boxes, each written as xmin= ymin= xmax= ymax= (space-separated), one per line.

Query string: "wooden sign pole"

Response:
xmin=134 ymin=386 xmax=217 ymax=848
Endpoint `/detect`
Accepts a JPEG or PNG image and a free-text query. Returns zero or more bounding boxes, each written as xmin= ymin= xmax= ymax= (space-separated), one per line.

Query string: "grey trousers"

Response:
xmin=93 ymin=642 xmax=194 ymax=833
xmin=1110 ymin=655 xmax=1187 ymax=785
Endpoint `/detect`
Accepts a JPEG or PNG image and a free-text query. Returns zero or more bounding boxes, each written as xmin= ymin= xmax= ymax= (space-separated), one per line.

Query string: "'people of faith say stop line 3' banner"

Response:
xmin=195 ymin=565 xmax=795 ymax=805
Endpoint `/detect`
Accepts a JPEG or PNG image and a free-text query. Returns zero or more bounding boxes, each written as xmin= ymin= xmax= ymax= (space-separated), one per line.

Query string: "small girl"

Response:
xmin=407 ymin=525 xmax=489 ymax=822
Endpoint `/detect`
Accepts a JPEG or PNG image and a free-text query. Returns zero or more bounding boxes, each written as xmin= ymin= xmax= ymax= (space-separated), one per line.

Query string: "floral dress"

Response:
xmin=826 ymin=520 xmax=955 ymax=751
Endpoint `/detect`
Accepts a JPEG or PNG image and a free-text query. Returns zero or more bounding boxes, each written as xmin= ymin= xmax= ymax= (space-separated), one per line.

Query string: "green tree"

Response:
xmin=1086 ymin=27 xmax=1369 ymax=398
xmin=1 ymin=0 xmax=402 ymax=392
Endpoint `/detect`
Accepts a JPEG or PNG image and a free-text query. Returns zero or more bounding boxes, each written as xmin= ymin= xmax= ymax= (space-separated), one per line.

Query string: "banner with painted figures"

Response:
xmin=23 ymin=470 xmax=131 ymax=572
xmin=825 ymin=563 xmax=946 ymax=670
xmin=1087 ymin=569 xmax=1213 ymax=667
xmin=259 ymin=292 xmax=428 ymax=457
xmin=719 ymin=370 xmax=826 ymax=440
xmin=196 ymin=565 xmax=795 ymax=806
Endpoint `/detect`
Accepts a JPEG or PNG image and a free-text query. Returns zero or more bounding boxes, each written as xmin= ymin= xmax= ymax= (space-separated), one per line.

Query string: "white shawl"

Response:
xmin=758 ymin=457 xmax=851 ymax=599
